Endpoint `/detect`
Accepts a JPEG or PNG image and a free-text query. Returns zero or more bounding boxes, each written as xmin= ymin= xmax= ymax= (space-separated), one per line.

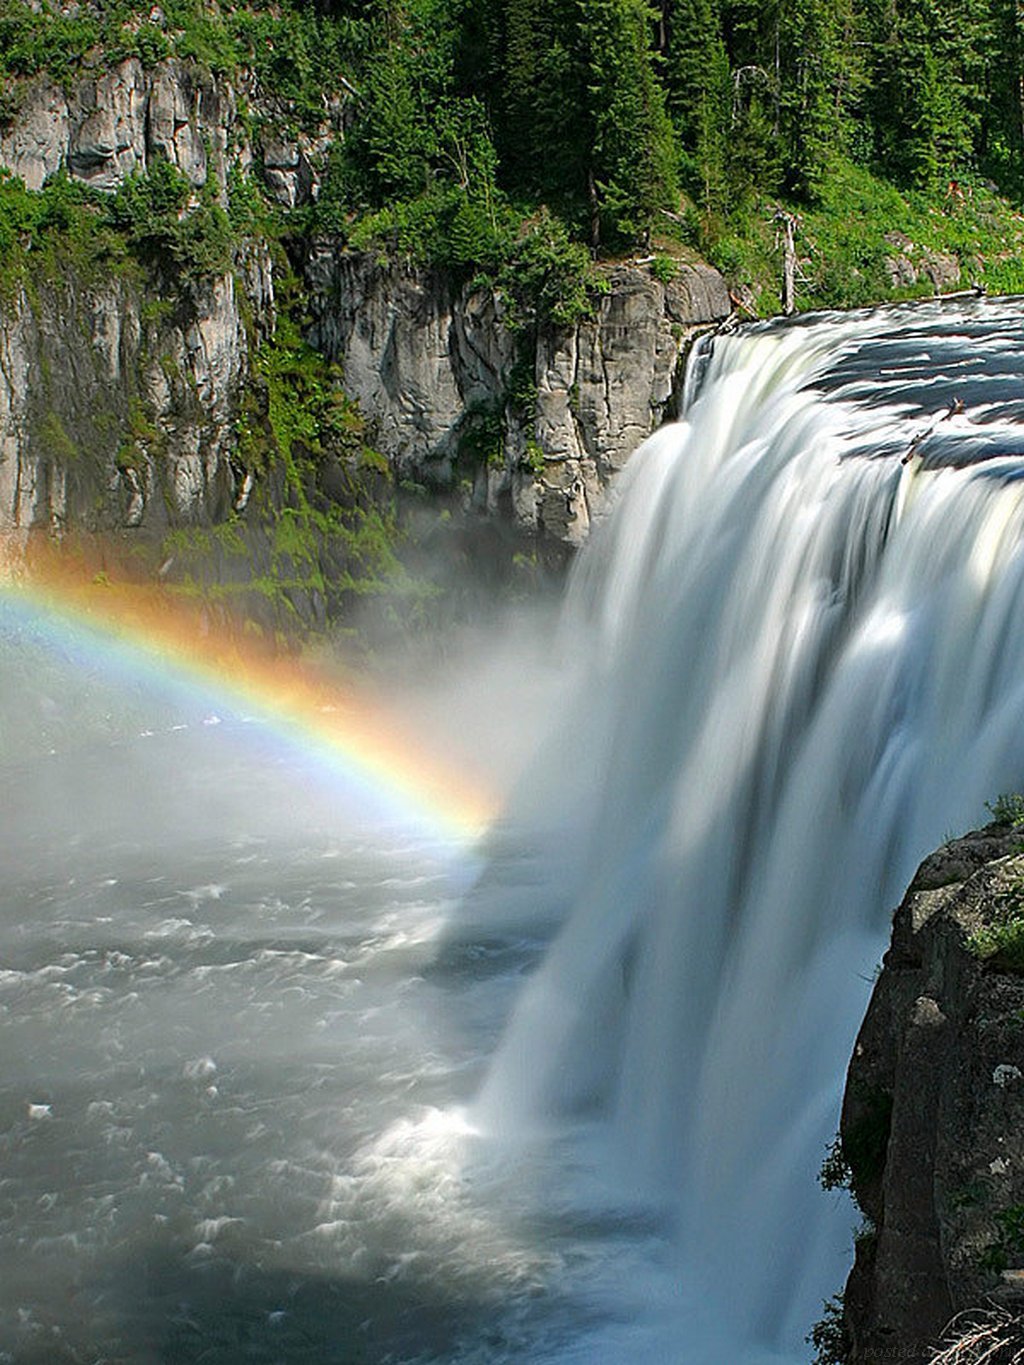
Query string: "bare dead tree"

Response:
xmin=931 ymin=1305 xmax=1024 ymax=1365
xmin=731 ymin=65 xmax=772 ymax=123
xmin=773 ymin=208 xmax=800 ymax=316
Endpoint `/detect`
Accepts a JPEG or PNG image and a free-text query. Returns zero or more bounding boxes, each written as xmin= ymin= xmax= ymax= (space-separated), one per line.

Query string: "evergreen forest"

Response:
xmin=4 ymin=0 xmax=1024 ymax=309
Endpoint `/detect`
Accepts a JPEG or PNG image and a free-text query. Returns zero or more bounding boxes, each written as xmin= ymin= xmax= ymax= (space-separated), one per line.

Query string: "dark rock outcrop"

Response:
xmin=840 ymin=824 xmax=1024 ymax=1363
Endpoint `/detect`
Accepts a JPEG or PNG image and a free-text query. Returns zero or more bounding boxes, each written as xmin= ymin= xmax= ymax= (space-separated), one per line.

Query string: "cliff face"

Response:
xmin=840 ymin=824 xmax=1024 ymax=1363
xmin=1 ymin=58 xmax=234 ymax=195
xmin=0 ymin=58 xmax=336 ymax=207
xmin=0 ymin=60 xmax=731 ymax=561
xmin=0 ymin=254 xmax=273 ymax=545
xmin=0 ymin=250 xmax=727 ymax=555
xmin=305 ymin=248 xmax=729 ymax=545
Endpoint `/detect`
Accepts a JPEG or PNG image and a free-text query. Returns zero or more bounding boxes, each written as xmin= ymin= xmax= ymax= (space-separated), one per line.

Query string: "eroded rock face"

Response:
xmin=0 ymin=60 xmax=235 ymax=195
xmin=0 ymin=56 xmax=731 ymax=551
xmin=0 ymin=243 xmax=729 ymax=556
xmin=0 ymin=60 xmax=334 ymax=206
xmin=0 ymin=249 xmax=274 ymax=542
xmin=305 ymin=249 xmax=731 ymax=544
xmin=841 ymin=825 xmax=1024 ymax=1363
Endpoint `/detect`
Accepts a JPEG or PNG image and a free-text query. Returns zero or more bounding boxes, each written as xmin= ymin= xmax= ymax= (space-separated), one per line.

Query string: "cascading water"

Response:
xmin=6 ymin=298 xmax=1024 ymax=1365
xmin=473 ymin=297 xmax=1024 ymax=1360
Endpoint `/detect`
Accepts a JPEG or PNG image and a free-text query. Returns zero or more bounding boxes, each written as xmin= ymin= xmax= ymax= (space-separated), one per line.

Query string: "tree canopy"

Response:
xmin=5 ymin=0 xmax=1024 ymax=268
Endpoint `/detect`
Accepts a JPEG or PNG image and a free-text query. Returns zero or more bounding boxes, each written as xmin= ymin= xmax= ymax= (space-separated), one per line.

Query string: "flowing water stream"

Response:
xmin=6 ymin=298 xmax=1024 ymax=1363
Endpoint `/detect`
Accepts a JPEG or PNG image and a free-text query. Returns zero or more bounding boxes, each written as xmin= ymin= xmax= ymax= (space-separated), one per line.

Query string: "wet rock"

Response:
xmin=886 ymin=253 xmax=918 ymax=288
xmin=148 ymin=62 xmax=208 ymax=186
xmin=921 ymin=250 xmax=961 ymax=295
xmin=880 ymin=232 xmax=963 ymax=295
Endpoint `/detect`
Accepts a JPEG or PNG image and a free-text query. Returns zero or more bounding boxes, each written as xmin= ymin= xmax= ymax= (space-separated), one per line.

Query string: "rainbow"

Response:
xmin=0 ymin=565 xmax=496 ymax=846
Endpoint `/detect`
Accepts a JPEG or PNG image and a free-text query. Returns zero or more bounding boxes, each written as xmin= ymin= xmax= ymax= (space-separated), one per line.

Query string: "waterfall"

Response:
xmin=474 ymin=299 xmax=1024 ymax=1359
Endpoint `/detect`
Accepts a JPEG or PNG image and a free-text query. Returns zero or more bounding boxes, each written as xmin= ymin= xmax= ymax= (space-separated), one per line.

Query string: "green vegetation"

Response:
xmin=0 ymin=161 xmax=240 ymax=292
xmin=4 ymin=0 xmax=1024 ymax=313
xmin=807 ymin=1293 xmax=849 ymax=1365
xmin=814 ymin=1084 xmax=894 ymax=1358
xmin=980 ymin=1203 xmax=1024 ymax=1273
xmin=116 ymin=397 xmax=163 ymax=470
xmin=819 ymin=1135 xmax=853 ymax=1193
xmin=839 ymin=1087 xmax=894 ymax=1190
xmin=165 ymin=279 xmax=408 ymax=632
xmin=987 ymin=793 xmax=1024 ymax=826
xmin=108 ymin=160 xmax=235 ymax=278
xmin=966 ymin=812 xmax=1024 ymax=970
xmin=967 ymin=917 xmax=1024 ymax=971
xmin=0 ymin=0 xmax=364 ymax=126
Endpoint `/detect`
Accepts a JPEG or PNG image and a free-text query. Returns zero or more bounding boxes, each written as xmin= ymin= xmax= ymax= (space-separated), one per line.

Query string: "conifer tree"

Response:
xmin=493 ymin=0 xmax=676 ymax=248
xmin=498 ymin=0 xmax=586 ymax=204
xmin=577 ymin=0 xmax=679 ymax=246
xmin=868 ymin=0 xmax=989 ymax=186
xmin=977 ymin=0 xmax=1024 ymax=187
xmin=665 ymin=0 xmax=732 ymax=213
xmin=776 ymin=0 xmax=865 ymax=197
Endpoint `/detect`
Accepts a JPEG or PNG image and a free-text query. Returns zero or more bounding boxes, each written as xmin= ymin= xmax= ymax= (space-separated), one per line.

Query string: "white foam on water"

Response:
xmin=475 ymin=299 xmax=1024 ymax=1360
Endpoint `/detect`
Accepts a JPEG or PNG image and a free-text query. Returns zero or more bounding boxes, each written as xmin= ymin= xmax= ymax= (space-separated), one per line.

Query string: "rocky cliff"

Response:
xmin=0 ymin=59 xmax=730 ymax=569
xmin=305 ymin=247 xmax=729 ymax=545
xmin=0 ymin=56 xmax=337 ymax=207
xmin=838 ymin=822 xmax=1024 ymax=1363
xmin=0 ymin=253 xmax=273 ymax=546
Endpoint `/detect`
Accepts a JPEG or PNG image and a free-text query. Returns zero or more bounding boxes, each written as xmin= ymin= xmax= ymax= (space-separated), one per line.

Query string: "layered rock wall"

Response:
xmin=306 ymin=249 xmax=730 ymax=544
xmin=0 ymin=252 xmax=273 ymax=543
xmin=0 ymin=60 xmax=731 ymax=553
xmin=840 ymin=826 xmax=1024 ymax=1362
xmin=1 ymin=58 xmax=236 ymax=194
xmin=0 ymin=58 xmax=339 ymax=207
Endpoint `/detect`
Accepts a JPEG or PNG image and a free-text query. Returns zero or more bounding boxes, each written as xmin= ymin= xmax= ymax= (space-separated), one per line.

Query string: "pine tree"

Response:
xmin=776 ymin=0 xmax=866 ymax=197
xmin=492 ymin=0 xmax=677 ymax=248
xmin=577 ymin=0 xmax=679 ymax=246
xmin=868 ymin=0 xmax=990 ymax=187
xmin=665 ymin=0 xmax=732 ymax=213
xmin=978 ymin=0 xmax=1024 ymax=189
xmin=497 ymin=0 xmax=587 ymax=205
xmin=715 ymin=0 xmax=783 ymax=201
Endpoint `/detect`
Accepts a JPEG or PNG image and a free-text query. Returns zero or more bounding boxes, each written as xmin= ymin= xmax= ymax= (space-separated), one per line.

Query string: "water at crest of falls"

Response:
xmin=4 ymin=298 xmax=1024 ymax=1364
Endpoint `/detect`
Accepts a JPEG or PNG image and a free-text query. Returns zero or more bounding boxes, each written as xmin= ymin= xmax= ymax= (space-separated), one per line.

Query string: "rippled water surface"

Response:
xmin=0 ymin=611 xmax=665 ymax=1365
xmin=0 ymin=721 xmax=570 ymax=1363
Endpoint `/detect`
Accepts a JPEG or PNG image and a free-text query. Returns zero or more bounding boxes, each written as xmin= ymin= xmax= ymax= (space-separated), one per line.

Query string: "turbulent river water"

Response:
xmin=6 ymin=297 xmax=1024 ymax=1364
